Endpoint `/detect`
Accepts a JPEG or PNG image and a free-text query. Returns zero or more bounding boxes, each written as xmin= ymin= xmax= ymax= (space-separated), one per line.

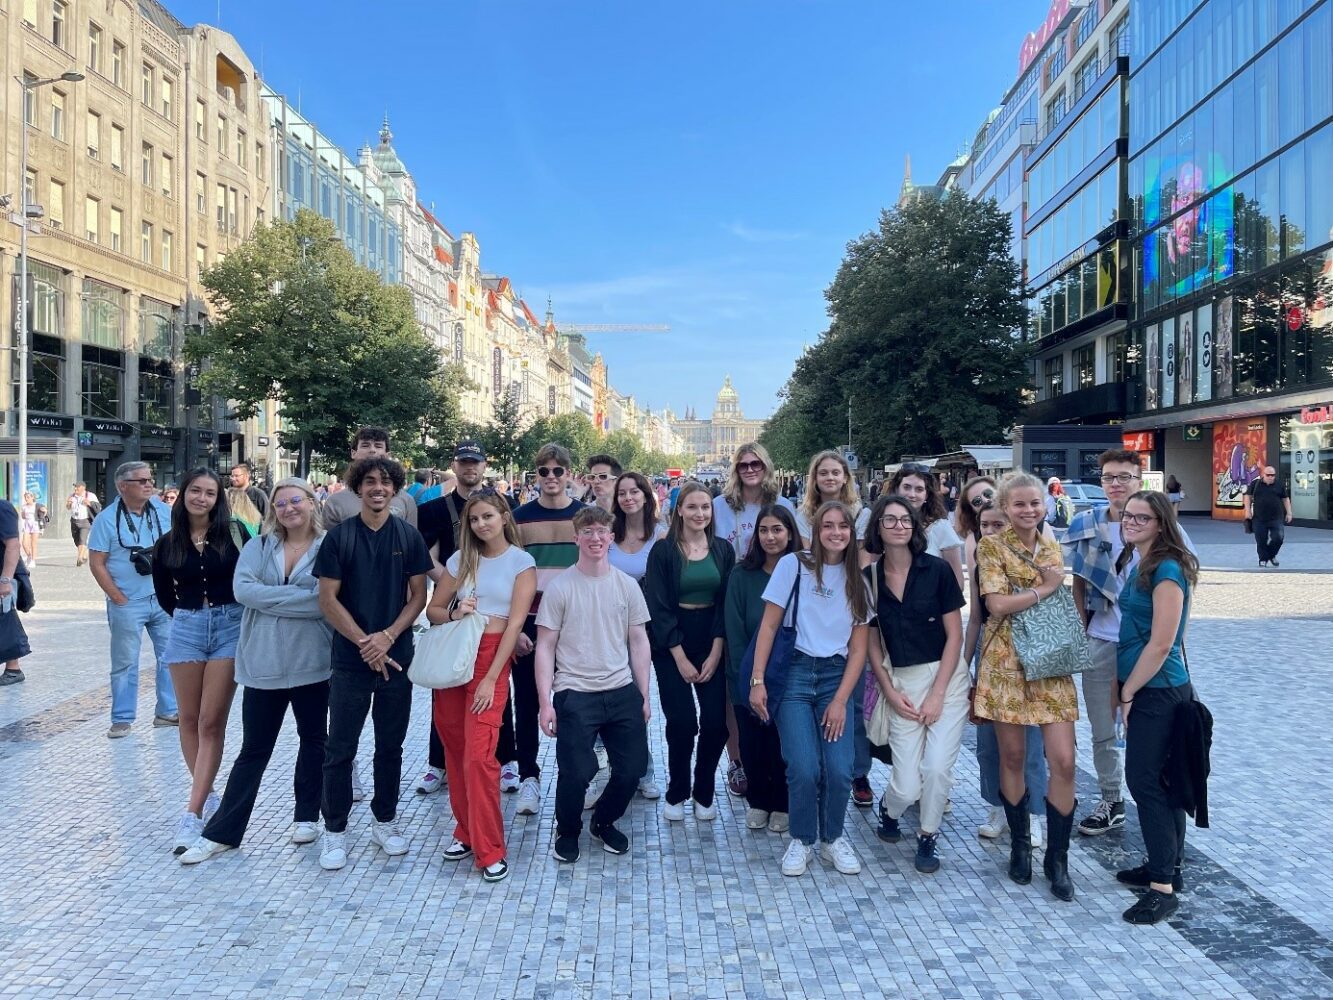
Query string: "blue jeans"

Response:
xmin=975 ymin=722 xmax=1046 ymax=813
xmin=776 ymin=651 xmax=855 ymax=845
xmin=107 ymin=596 xmax=176 ymax=723
xmin=853 ymin=669 xmax=870 ymax=779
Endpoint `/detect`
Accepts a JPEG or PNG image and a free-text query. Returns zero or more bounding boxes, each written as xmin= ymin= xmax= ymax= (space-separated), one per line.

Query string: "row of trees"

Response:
xmin=761 ymin=194 xmax=1032 ymax=473
xmin=189 ymin=210 xmax=693 ymax=477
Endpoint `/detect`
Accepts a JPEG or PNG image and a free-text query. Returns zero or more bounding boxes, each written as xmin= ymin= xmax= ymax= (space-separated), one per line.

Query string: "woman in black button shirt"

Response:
xmin=864 ymin=494 xmax=968 ymax=874
xmin=152 ymin=468 xmax=251 ymax=854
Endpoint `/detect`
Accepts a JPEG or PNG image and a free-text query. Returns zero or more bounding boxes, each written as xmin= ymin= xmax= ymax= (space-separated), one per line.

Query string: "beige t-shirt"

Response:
xmin=321 ymin=487 xmax=417 ymax=528
xmin=535 ymin=564 xmax=651 ymax=693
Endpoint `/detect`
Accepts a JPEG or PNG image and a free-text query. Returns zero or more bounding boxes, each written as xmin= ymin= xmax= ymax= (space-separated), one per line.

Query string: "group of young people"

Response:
xmin=97 ymin=428 xmax=1198 ymax=924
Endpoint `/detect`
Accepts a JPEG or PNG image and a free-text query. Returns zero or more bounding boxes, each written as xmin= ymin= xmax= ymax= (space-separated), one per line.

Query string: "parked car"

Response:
xmin=1063 ymin=482 xmax=1110 ymax=514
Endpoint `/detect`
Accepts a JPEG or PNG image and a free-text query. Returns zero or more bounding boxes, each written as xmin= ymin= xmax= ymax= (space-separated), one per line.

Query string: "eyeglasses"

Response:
xmin=736 ymin=460 xmax=765 ymax=473
xmin=577 ymin=527 xmax=612 ymax=538
xmin=585 ymin=472 xmax=612 ymax=481
xmin=1100 ymin=473 xmax=1141 ymax=485
xmin=1122 ymin=512 xmax=1158 ymax=526
xmin=968 ymin=488 xmax=996 ymax=508
xmin=274 ymin=497 xmax=306 ymax=510
xmin=879 ymin=515 xmax=913 ymax=528
xmin=537 ymin=466 xmax=566 ymax=478
xmin=124 ymin=478 xmax=155 ymax=486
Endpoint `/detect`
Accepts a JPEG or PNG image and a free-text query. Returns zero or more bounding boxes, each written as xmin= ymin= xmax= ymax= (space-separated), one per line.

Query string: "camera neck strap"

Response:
xmin=116 ymin=501 xmax=162 ymax=548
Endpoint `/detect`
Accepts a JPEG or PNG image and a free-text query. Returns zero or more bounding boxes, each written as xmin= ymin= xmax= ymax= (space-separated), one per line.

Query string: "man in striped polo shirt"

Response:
xmin=501 ymin=442 xmax=585 ymax=815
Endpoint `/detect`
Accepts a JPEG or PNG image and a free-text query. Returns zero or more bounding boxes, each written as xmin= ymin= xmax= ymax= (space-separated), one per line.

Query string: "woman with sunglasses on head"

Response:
xmin=424 ymin=492 xmax=536 ymax=884
xmin=959 ymin=488 xmax=1049 ymax=847
xmin=975 ymin=470 xmax=1080 ymax=901
xmin=644 ymin=481 xmax=735 ymax=822
xmin=864 ymin=495 xmax=968 ymax=873
xmin=152 ymin=469 xmax=252 ymax=854
xmin=888 ymin=464 xmax=964 ymax=589
xmin=609 ymin=471 xmax=667 ymax=800
xmin=749 ymin=501 xmax=871 ymax=878
xmin=180 ymin=479 xmax=333 ymax=865
xmin=1114 ymin=491 xmax=1198 ymax=924
xmin=724 ymin=504 xmax=801 ymax=834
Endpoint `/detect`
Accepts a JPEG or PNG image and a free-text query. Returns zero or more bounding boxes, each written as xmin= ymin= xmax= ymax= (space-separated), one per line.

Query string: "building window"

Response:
xmin=196 ymin=244 xmax=207 ymax=274
xmin=1031 ymin=450 xmax=1067 ymax=482
xmin=1074 ymin=343 xmax=1096 ymax=389
xmin=161 ymin=153 xmax=173 ymax=198
xmin=140 ymin=63 xmax=153 ymax=107
xmin=141 ymin=142 xmax=153 ymax=186
xmin=50 ymin=90 xmax=65 ymax=140
xmin=111 ymin=41 xmax=125 ymax=87
xmin=22 ymin=0 xmax=36 ymax=27
xmin=160 ymin=76 xmax=173 ymax=120
xmin=84 ymin=196 xmax=99 ymax=243
xmin=1074 ymin=57 xmax=1098 ymax=101
xmin=217 ymin=114 xmax=227 ymax=155
xmin=1107 ymin=15 xmax=1128 ymax=55
xmin=1106 ymin=331 xmax=1125 ymax=383
xmin=1044 ymin=356 xmax=1064 ymax=397
xmin=236 ymin=128 xmax=246 ymax=166
xmin=256 ymin=141 xmax=264 ymax=178
xmin=140 ymin=220 xmax=152 ymax=263
xmin=88 ymin=22 xmax=103 ymax=73
xmin=110 ymin=123 xmax=124 ymax=171
xmin=1045 ymin=88 xmax=1067 ymax=131
xmin=81 ymin=279 xmax=122 ymax=347
xmin=1075 ymin=11 xmax=1095 ymax=49
xmin=22 ymin=72 xmax=38 ymax=125
xmin=51 ymin=0 xmax=66 ymax=48
xmin=81 ymin=348 xmax=122 ymax=419
xmin=138 ymin=365 xmax=174 ymax=424
xmin=226 ymin=187 xmax=237 ymax=233
xmin=86 ymin=111 xmax=100 ymax=159
xmin=47 ymin=179 xmax=64 ymax=230
xmin=139 ymin=299 xmax=174 ymax=360
xmin=109 ymin=206 xmax=122 ymax=251
xmin=195 ymin=173 xmax=206 ymax=214
xmin=1079 ymin=450 xmax=1103 ymax=481
xmin=24 ymin=170 xmax=37 ymax=210
xmin=216 ymin=183 xmax=226 ymax=229
xmin=160 ymin=230 xmax=173 ymax=271
xmin=14 ymin=334 xmax=65 ymax=414
xmin=194 ymin=99 xmax=206 ymax=141
xmin=1047 ymin=45 xmax=1067 ymax=81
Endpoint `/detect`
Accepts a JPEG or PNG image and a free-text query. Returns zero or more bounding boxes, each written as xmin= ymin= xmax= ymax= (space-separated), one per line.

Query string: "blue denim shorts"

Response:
xmin=165 ymin=603 xmax=243 ymax=664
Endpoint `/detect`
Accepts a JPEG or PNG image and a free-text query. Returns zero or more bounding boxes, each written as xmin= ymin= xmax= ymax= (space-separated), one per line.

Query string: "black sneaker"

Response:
xmin=1271 ymin=559 xmax=1280 ymax=567
xmin=877 ymin=814 xmax=902 ymax=844
xmin=552 ymin=835 xmax=581 ymax=864
xmin=1078 ymin=799 xmax=1126 ymax=836
xmin=441 ymin=840 xmax=473 ymax=862
xmin=1116 ymin=863 xmax=1185 ymax=893
xmin=851 ymin=776 xmax=874 ymax=808
xmin=481 ymin=858 xmax=509 ymax=883
xmin=591 ymin=822 xmax=630 ymax=855
xmin=1123 ymin=888 xmax=1180 ymax=924
xmin=914 ymin=833 xmax=940 ymax=874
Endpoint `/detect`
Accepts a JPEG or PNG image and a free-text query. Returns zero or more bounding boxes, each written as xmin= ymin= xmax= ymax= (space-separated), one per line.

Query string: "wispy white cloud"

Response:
xmin=724 ymin=221 xmax=808 ymax=244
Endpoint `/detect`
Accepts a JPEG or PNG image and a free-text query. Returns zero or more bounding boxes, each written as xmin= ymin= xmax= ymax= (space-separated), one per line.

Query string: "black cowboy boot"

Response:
xmin=1001 ymin=791 xmax=1032 ymax=885
xmin=1044 ymin=797 xmax=1077 ymax=901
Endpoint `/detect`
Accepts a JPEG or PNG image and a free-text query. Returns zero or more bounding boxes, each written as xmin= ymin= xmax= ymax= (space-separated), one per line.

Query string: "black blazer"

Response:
xmin=643 ymin=536 xmax=735 ymax=651
xmin=1165 ymin=697 xmax=1213 ymax=829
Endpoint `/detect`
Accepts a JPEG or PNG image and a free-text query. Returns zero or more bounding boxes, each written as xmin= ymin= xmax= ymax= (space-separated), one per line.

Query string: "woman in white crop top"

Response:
xmin=424 ymin=492 xmax=535 ymax=884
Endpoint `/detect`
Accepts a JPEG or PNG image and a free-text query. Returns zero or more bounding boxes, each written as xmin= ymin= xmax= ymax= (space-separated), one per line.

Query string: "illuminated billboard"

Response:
xmin=1143 ymin=152 xmax=1235 ymax=304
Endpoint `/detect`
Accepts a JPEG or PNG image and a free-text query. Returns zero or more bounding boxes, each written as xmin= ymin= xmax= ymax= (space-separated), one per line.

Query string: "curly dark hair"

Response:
xmin=347 ymin=456 xmax=406 ymax=496
xmin=863 ymin=494 xmax=928 ymax=559
xmin=889 ymin=465 xmax=948 ymax=525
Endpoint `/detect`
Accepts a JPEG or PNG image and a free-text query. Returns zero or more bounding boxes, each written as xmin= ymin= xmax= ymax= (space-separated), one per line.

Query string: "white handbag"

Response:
xmin=408 ymin=613 xmax=488 ymax=689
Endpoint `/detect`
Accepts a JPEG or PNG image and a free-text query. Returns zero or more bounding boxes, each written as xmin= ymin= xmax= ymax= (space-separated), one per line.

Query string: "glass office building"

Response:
xmin=1125 ymin=0 xmax=1333 ymax=524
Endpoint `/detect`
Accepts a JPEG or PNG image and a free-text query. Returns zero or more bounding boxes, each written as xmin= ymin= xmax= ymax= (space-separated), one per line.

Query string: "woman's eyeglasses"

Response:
xmin=274 ymin=497 xmax=307 ymax=510
xmin=968 ymin=488 xmax=996 ymax=508
xmin=879 ymin=515 xmax=913 ymax=529
xmin=1122 ymin=512 xmax=1158 ymax=526
xmin=736 ymin=460 xmax=765 ymax=474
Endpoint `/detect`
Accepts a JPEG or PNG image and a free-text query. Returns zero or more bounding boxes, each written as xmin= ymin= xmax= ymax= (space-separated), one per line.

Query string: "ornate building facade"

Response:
xmin=670 ymin=376 xmax=765 ymax=466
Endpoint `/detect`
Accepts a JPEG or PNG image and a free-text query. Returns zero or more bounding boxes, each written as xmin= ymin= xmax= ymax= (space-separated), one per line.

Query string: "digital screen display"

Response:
xmin=1143 ymin=152 xmax=1234 ymax=304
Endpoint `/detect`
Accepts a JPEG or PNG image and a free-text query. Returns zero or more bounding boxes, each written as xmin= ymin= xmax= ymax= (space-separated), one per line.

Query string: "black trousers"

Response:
xmin=203 ymin=681 xmax=329 ymax=847
xmin=735 ymin=702 xmax=788 ymax=814
xmin=1125 ymin=681 xmax=1194 ymax=884
xmin=652 ymin=607 xmax=728 ymax=808
xmin=428 ymin=716 xmax=445 ymax=771
xmin=553 ymin=683 xmax=648 ymax=838
xmin=1253 ymin=518 xmax=1285 ymax=562
xmin=496 ymin=617 xmax=541 ymax=780
xmin=322 ymin=665 xmax=412 ymax=831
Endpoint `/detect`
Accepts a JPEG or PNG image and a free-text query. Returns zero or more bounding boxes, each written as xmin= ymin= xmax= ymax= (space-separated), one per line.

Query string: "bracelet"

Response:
xmin=1029 ymin=588 xmax=1040 ymax=605
xmin=1120 ymin=696 xmax=1134 ymax=704
xmin=383 ymin=630 xmax=394 ymax=643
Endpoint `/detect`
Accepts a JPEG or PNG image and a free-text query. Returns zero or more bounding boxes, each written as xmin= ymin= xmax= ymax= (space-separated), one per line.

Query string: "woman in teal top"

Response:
xmin=724 ymin=504 xmax=801 ymax=834
xmin=1115 ymin=490 xmax=1199 ymax=926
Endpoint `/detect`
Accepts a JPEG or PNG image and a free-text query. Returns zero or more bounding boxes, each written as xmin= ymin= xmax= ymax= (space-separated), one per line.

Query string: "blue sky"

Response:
xmin=173 ymin=0 xmax=1050 ymax=420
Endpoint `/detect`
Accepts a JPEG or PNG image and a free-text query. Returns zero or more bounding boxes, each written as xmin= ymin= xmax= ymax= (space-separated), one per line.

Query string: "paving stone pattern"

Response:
xmin=1 ymin=520 xmax=1331 ymax=999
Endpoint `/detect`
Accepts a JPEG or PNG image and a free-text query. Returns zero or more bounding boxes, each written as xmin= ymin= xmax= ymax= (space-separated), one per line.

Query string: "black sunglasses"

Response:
xmin=537 ymin=466 xmax=566 ymax=478
xmin=901 ymin=463 xmax=933 ymax=476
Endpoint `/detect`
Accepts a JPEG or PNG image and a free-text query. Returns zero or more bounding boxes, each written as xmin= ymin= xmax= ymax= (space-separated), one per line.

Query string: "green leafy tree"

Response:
xmin=399 ymin=366 xmax=475 ymax=470
xmin=483 ymin=390 xmax=529 ymax=478
xmin=189 ymin=210 xmax=443 ymax=473
xmin=770 ymin=194 xmax=1030 ymax=468
xmin=601 ymin=429 xmax=643 ymax=472
xmin=538 ymin=412 xmax=600 ymax=469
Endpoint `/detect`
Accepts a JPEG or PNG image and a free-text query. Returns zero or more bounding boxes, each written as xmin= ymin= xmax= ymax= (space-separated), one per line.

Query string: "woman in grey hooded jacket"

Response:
xmin=180 ymin=478 xmax=333 ymax=864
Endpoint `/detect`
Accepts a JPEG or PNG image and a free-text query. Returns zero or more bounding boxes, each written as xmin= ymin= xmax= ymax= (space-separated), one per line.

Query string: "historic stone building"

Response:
xmin=670 ymin=376 xmax=765 ymax=466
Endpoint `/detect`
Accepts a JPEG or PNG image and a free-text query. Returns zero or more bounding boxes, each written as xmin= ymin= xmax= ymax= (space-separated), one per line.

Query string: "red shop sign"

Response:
xmin=1122 ymin=431 xmax=1155 ymax=451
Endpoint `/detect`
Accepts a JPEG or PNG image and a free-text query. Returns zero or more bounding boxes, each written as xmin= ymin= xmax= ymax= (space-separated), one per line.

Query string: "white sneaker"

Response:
xmin=179 ymin=837 xmax=232 ymax=865
xmin=583 ymin=769 xmax=607 ymax=811
xmin=663 ymin=800 xmax=686 ymax=822
xmin=693 ymin=799 xmax=718 ymax=821
xmin=291 ymin=821 xmax=320 ymax=845
xmin=821 ymin=836 xmax=862 ymax=875
xmin=638 ymin=775 xmax=662 ymax=800
xmin=319 ymin=831 xmax=348 ymax=870
xmin=515 ymin=777 xmax=541 ymax=816
xmin=594 ymin=743 xmax=609 ymax=771
xmin=781 ymin=838 xmax=813 ymax=877
xmin=1031 ymin=819 xmax=1043 ymax=850
xmin=369 ymin=820 xmax=408 ymax=857
xmin=500 ymin=761 xmax=520 ymax=793
xmin=202 ymin=791 xmax=221 ymax=823
xmin=978 ymin=806 xmax=1007 ymax=840
xmin=768 ymin=811 xmax=790 ymax=833
xmin=746 ymin=808 xmax=770 ymax=830
xmin=415 ymin=766 xmax=445 ymax=795
xmin=172 ymin=812 xmax=203 ymax=855
xmin=350 ymin=763 xmax=365 ymax=803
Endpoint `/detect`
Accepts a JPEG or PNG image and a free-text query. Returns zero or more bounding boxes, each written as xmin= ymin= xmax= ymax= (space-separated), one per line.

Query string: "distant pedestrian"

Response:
xmin=0 ymin=498 xmax=32 ymax=686
xmin=66 ymin=481 xmax=101 ymax=567
xmin=1243 ymin=466 xmax=1292 ymax=567
xmin=538 ymin=506 xmax=653 ymax=863
xmin=1045 ymin=477 xmax=1075 ymax=530
xmin=180 ymin=478 xmax=333 ymax=866
xmin=227 ymin=487 xmax=263 ymax=536
xmin=230 ymin=463 xmax=270 ymax=519
xmin=18 ymin=492 xmax=42 ymax=569
xmin=1165 ymin=475 xmax=1184 ymax=512
xmin=315 ymin=457 xmax=432 ymax=871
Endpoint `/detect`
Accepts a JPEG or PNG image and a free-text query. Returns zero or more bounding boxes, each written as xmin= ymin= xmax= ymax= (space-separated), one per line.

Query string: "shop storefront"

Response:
xmin=1282 ymin=405 xmax=1333 ymax=523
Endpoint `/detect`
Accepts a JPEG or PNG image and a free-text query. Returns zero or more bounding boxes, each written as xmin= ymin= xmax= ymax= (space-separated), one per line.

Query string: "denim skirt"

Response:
xmin=165 ymin=603 xmax=243 ymax=664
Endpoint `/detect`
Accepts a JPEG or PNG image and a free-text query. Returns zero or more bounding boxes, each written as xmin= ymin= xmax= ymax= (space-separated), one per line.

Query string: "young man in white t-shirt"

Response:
xmin=536 ymin=506 xmax=652 ymax=863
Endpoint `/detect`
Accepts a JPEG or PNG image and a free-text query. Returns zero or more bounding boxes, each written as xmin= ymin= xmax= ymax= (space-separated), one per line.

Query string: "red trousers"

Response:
xmin=433 ymin=632 xmax=512 ymax=868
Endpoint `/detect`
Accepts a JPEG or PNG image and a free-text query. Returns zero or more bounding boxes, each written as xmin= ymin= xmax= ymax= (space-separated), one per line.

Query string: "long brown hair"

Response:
xmin=800 ymin=449 xmax=860 ymax=522
xmin=722 ymin=442 xmax=780 ymax=512
xmin=667 ymin=481 xmax=715 ymax=555
xmin=612 ymin=471 xmax=658 ymax=544
xmin=1116 ymin=490 xmax=1199 ymax=591
xmin=889 ymin=465 xmax=947 ymax=526
xmin=954 ymin=475 xmax=997 ymax=540
xmin=454 ymin=493 xmax=523 ymax=591
xmin=798 ymin=500 xmax=869 ymax=623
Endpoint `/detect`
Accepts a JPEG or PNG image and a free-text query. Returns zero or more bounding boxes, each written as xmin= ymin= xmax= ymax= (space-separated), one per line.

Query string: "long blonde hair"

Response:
xmin=454 ymin=493 xmax=523 ymax=591
xmin=800 ymin=449 xmax=860 ymax=521
xmin=260 ymin=478 xmax=323 ymax=541
xmin=722 ymin=441 xmax=780 ymax=512
xmin=798 ymin=500 xmax=869 ymax=623
xmin=227 ymin=487 xmax=264 ymax=529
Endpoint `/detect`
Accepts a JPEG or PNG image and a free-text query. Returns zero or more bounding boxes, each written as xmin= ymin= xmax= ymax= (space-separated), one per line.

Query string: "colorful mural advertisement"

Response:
xmin=1212 ymin=418 xmax=1266 ymax=518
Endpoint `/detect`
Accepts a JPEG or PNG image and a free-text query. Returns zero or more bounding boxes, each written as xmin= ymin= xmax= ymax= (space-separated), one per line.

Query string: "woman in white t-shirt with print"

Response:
xmin=888 ymin=463 xmax=964 ymax=589
xmin=425 ymin=492 xmax=536 ymax=885
xmin=794 ymin=450 xmax=870 ymax=547
xmin=748 ymin=500 xmax=871 ymax=880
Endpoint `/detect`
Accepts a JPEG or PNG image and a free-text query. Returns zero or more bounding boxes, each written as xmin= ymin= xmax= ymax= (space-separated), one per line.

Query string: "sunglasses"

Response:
xmin=736 ymin=460 xmax=765 ymax=473
xmin=537 ymin=466 xmax=566 ymax=478
xmin=585 ymin=472 xmax=612 ymax=481
xmin=968 ymin=487 xmax=996 ymax=508
xmin=901 ymin=463 xmax=933 ymax=476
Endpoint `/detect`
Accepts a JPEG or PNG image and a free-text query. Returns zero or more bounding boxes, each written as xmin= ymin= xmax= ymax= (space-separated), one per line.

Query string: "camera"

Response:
xmin=129 ymin=545 xmax=154 ymax=576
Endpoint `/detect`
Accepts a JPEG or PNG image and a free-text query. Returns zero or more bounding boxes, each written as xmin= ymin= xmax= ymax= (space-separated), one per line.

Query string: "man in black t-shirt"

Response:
xmin=315 ymin=457 xmax=431 ymax=871
xmin=1244 ymin=466 xmax=1293 ymax=567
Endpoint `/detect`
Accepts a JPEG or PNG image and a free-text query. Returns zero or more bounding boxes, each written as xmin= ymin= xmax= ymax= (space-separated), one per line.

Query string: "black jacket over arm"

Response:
xmin=643 ymin=536 xmax=735 ymax=652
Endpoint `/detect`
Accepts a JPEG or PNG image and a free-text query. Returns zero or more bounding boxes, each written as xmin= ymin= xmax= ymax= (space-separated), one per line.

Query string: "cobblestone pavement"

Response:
xmin=1 ymin=519 xmax=1331 ymax=999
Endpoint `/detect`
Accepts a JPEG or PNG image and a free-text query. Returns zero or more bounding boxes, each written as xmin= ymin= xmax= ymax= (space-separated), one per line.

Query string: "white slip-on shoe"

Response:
xmin=693 ymin=798 xmax=718 ymax=821
xmin=663 ymin=800 xmax=686 ymax=822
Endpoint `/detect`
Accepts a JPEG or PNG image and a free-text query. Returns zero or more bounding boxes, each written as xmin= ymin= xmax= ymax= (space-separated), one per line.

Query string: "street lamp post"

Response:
xmin=15 ymin=70 xmax=83 ymax=496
